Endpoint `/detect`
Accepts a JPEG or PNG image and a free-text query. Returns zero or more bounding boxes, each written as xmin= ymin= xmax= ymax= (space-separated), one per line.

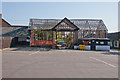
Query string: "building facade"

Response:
xmin=29 ymin=18 xmax=108 ymax=49
xmin=1 ymin=14 xmax=29 ymax=48
xmin=1 ymin=17 xmax=108 ymax=49
xmin=107 ymin=32 xmax=120 ymax=49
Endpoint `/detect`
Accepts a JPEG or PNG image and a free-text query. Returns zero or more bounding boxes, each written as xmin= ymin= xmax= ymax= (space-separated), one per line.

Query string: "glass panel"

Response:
xmin=115 ymin=41 xmax=118 ymax=47
xmin=34 ymin=30 xmax=52 ymax=41
xmin=55 ymin=22 xmax=74 ymax=29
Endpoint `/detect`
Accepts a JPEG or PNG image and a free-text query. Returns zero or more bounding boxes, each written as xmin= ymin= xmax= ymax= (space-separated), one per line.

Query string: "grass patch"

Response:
xmin=115 ymin=49 xmax=120 ymax=51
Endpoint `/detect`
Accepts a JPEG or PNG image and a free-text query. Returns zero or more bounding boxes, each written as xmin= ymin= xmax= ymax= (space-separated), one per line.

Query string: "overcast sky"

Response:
xmin=2 ymin=2 xmax=118 ymax=33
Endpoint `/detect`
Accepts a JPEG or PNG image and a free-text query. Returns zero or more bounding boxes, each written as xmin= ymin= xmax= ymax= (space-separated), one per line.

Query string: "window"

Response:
xmin=96 ymin=41 xmax=99 ymax=44
xmin=108 ymin=42 xmax=110 ymax=46
xmin=114 ymin=41 xmax=118 ymax=47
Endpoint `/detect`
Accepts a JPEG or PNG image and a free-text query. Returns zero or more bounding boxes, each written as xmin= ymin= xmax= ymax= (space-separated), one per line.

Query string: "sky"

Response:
xmin=2 ymin=2 xmax=118 ymax=33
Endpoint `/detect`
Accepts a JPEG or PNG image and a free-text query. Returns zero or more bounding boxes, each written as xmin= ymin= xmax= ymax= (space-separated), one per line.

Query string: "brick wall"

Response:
xmin=2 ymin=19 xmax=11 ymax=27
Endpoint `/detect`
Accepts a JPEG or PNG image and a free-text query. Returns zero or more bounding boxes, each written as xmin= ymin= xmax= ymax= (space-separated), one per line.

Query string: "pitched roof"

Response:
xmin=70 ymin=19 xmax=107 ymax=30
xmin=52 ymin=17 xmax=79 ymax=30
xmin=2 ymin=27 xmax=29 ymax=37
xmin=107 ymin=32 xmax=120 ymax=40
xmin=29 ymin=18 xmax=107 ymax=31
xmin=2 ymin=26 xmax=21 ymax=34
xmin=29 ymin=19 xmax=61 ymax=30
xmin=2 ymin=18 xmax=29 ymax=37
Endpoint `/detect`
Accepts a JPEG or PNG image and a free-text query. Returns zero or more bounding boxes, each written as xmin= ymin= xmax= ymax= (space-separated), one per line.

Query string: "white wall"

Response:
xmin=85 ymin=45 xmax=91 ymax=50
xmin=96 ymin=46 xmax=110 ymax=51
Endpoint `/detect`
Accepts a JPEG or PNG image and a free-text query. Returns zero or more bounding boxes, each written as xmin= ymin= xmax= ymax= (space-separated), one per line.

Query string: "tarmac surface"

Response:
xmin=2 ymin=47 xmax=118 ymax=78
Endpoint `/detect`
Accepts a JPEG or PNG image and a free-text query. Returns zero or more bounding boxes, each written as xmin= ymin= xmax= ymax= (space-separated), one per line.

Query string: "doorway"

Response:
xmin=91 ymin=39 xmax=96 ymax=50
xmin=53 ymin=31 xmax=74 ymax=49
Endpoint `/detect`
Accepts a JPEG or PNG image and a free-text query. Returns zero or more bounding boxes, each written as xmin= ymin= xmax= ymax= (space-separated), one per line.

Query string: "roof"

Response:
xmin=70 ymin=19 xmax=107 ymax=30
xmin=29 ymin=19 xmax=61 ymax=30
xmin=2 ymin=27 xmax=29 ymax=37
xmin=78 ymin=38 xmax=110 ymax=40
xmin=1 ymin=18 xmax=29 ymax=37
xmin=29 ymin=18 xmax=107 ymax=31
xmin=2 ymin=26 xmax=22 ymax=34
xmin=107 ymin=32 xmax=120 ymax=41
xmin=52 ymin=17 xmax=79 ymax=30
xmin=11 ymin=25 xmax=28 ymax=27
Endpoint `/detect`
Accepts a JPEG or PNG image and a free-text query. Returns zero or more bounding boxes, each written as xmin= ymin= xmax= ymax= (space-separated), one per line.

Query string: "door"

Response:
xmin=55 ymin=31 xmax=74 ymax=49
xmin=91 ymin=39 xmax=96 ymax=50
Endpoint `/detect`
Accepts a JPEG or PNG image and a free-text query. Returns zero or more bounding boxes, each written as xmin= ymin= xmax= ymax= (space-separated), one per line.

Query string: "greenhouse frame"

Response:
xmin=29 ymin=17 xmax=108 ymax=49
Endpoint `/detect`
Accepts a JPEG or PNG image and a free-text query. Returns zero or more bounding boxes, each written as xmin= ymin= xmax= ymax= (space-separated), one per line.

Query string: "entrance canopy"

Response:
xmin=52 ymin=18 xmax=79 ymax=31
